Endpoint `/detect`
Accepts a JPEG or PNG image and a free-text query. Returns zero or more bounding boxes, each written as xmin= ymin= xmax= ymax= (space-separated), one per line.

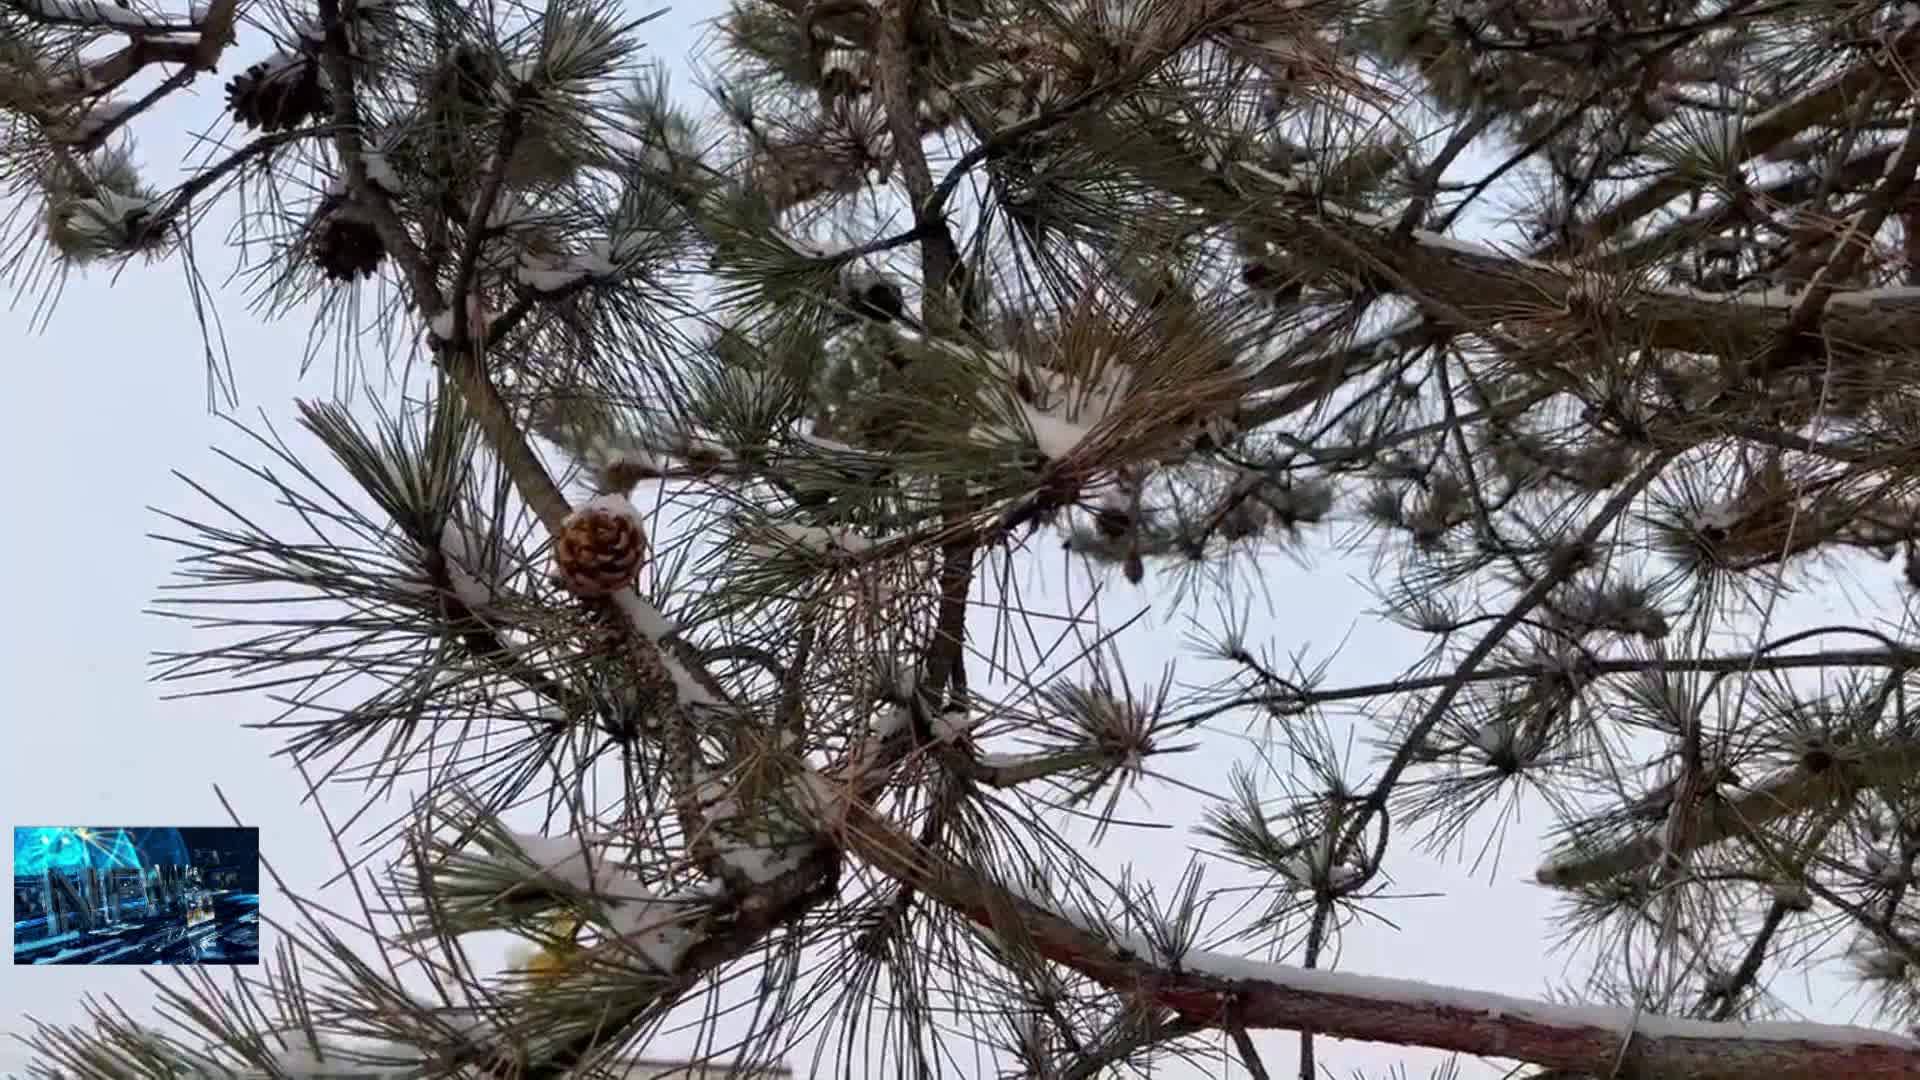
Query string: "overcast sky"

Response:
xmin=1 ymin=3 xmax=1905 ymax=1077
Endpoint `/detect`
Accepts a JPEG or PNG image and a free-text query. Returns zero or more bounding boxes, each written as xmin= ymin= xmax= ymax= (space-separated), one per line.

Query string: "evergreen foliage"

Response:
xmin=8 ymin=0 xmax=1920 ymax=1076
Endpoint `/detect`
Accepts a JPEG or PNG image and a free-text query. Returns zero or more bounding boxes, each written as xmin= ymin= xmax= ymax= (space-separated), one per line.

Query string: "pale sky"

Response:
xmin=0 ymin=3 xmax=1903 ymax=1078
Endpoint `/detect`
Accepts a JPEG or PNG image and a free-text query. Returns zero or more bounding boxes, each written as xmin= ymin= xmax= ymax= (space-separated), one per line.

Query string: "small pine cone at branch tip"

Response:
xmin=553 ymin=495 xmax=648 ymax=598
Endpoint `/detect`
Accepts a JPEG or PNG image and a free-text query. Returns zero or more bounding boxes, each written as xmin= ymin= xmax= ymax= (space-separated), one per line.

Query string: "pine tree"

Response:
xmin=8 ymin=0 xmax=1920 ymax=1077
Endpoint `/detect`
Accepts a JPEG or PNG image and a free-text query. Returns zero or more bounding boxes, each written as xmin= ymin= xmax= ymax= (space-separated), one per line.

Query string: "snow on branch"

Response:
xmin=743 ymin=521 xmax=877 ymax=559
xmin=405 ymin=983 xmax=496 ymax=1044
xmin=450 ymin=822 xmax=723 ymax=975
xmin=966 ymin=348 xmax=1135 ymax=463
xmin=930 ymin=702 xmax=976 ymax=742
xmin=610 ymin=588 xmax=677 ymax=641
xmin=826 ymin=793 xmax=1920 ymax=1080
xmin=51 ymin=188 xmax=159 ymax=260
xmin=7 ymin=0 xmax=193 ymax=31
xmin=430 ymin=518 xmax=505 ymax=612
xmin=250 ymin=1039 xmax=417 ymax=1078
xmin=695 ymin=766 xmax=819 ymax=887
xmin=581 ymin=438 xmax=672 ymax=494
xmin=647 ymin=428 xmax=737 ymax=476
xmin=514 ymin=231 xmax=648 ymax=293
xmin=596 ymin=882 xmax=719 ymax=972
xmin=1147 ymin=948 xmax=1920 ymax=1080
xmin=427 ymin=294 xmax=493 ymax=343
xmin=472 ymin=827 xmax=636 ymax=899
xmin=56 ymin=98 xmax=135 ymax=145
xmin=659 ymin=647 xmax=723 ymax=710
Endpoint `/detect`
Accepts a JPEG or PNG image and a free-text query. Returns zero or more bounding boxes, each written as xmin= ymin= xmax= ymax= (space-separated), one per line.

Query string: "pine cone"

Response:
xmin=439 ymin=45 xmax=497 ymax=113
xmin=225 ymin=56 xmax=330 ymax=133
xmin=1240 ymin=259 xmax=1301 ymax=304
xmin=309 ymin=195 xmax=386 ymax=281
xmin=554 ymin=495 xmax=648 ymax=598
xmin=846 ymin=276 xmax=905 ymax=323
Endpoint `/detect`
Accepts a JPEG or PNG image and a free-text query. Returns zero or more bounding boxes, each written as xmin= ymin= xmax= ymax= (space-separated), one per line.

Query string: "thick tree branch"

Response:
xmin=827 ymin=790 xmax=1920 ymax=1080
xmin=873 ymin=0 xmax=958 ymax=331
xmin=1768 ymin=106 xmax=1920 ymax=365
xmin=1547 ymin=28 xmax=1920 ymax=258
xmin=1239 ymin=34 xmax=1920 ymax=423
xmin=1233 ymin=168 xmax=1920 ymax=368
xmin=11 ymin=0 xmax=241 ymax=165
xmin=2 ymin=0 xmax=198 ymax=33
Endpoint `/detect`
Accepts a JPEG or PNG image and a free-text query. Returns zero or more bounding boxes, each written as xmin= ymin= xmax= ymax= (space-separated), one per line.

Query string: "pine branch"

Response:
xmin=872 ymin=0 xmax=959 ymax=331
xmin=1230 ymin=167 xmax=1920 ymax=369
xmin=1535 ymin=735 xmax=1920 ymax=889
xmin=830 ymin=784 xmax=1920 ymax=1080
xmin=1323 ymin=454 xmax=1674 ymax=883
xmin=1201 ymin=643 xmax=1920 ymax=720
xmin=1042 ymin=109 xmax=1920 ymax=441
xmin=11 ymin=0 xmax=241 ymax=152
xmin=1549 ymin=27 xmax=1920 ymax=258
xmin=1698 ymin=802 xmax=1847 ymax=1021
xmin=1769 ymin=107 xmax=1920 ymax=362
xmin=2 ymin=0 xmax=200 ymax=34
xmin=1268 ymin=28 xmax=1920 ymax=427
xmin=1597 ymin=142 xmax=1900 ymax=271
xmin=22 ymin=0 xmax=1920 ymax=1072
xmin=293 ymin=15 xmax=885 ymax=1071
xmin=1057 ymin=1014 xmax=1203 ymax=1080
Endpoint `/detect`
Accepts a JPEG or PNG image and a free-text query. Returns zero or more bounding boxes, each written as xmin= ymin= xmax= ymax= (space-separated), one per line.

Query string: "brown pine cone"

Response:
xmin=225 ymin=55 xmax=330 ymax=133
xmin=554 ymin=495 xmax=648 ymax=598
xmin=310 ymin=194 xmax=386 ymax=282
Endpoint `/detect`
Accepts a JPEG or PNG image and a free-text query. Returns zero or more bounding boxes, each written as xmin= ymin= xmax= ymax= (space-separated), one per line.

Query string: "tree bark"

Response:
xmin=833 ymin=794 xmax=1920 ymax=1080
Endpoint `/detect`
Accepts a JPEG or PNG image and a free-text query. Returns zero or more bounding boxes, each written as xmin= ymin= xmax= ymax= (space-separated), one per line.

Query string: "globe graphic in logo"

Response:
xmin=13 ymin=827 xmax=191 ymax=877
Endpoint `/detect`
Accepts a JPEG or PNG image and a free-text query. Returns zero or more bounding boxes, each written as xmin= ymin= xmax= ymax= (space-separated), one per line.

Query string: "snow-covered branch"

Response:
xmin=825 ymin=791 xmax=1920 ymax=1080
xmin=743 ymin=521 xmax=877 ymax=559
xmin=5 ymin=0 xmax=198 ymax=32
xmin=513 ymin=233 xmax=648 ymax=293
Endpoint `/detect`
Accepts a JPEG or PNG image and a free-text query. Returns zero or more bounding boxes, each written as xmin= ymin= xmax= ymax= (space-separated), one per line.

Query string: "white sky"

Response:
xmin=1 ymin=3 xmax=1907 ymax=1078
